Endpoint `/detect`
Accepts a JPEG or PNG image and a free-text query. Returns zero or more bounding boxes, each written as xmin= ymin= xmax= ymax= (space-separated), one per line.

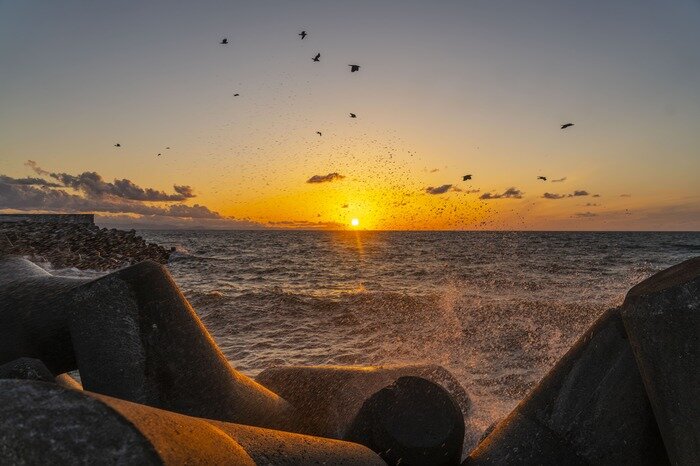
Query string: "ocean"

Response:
xmin=56 ymin=230 xmax=700 ymax=447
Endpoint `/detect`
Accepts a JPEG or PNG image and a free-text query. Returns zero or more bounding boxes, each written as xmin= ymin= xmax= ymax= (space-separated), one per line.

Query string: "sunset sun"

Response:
xmin=351 ymin=218 xmax=360 ymax=227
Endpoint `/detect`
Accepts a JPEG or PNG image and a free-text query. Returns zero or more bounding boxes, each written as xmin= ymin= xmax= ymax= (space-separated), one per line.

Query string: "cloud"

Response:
xmin=341 ymin=204 xmax=349 ymax=208
xmin=0 ymin=183 xmax=220 ymax=218
xmin=593 ymin=194 xmax=601 ymax=198
xmin=480 ymin=187 xmax=523 ymax=200
xmin=306 ymin=172 xmax=345 ymax=184
xmin=48 ymin=170 xmax=195 ymax=201
xmin=429 ymin=168 xmax=440 ymax=173
xmin=551 ymin=177 xmax=567 ymax=183
xmin=0 ymin=175 xmax=61 ymax=187
xmin=462 ymin=188 xmax=480 ymax=194
xmin=425 ymin=184 xmax=454 ymax=195
xmin=542 ymin=192 xmax=566 ymax=199
xmin=268 ymin=220 xmax=345 ymax=230
xmin=24 ymin=160 xmax=50 ymax=176
xmin=574 ymin=211 xmax=597 ymax=218
xmin=584 ymin=203 xmax=601 ymax=207
xmin=620 ymin=194 xmax=632 ymax=198
xmin=542 ymin=190 xmax=590 ymax=199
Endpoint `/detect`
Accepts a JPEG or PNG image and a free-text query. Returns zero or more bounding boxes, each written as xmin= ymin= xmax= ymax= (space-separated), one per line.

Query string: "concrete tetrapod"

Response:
xmin=0 ymin=380 xmax=385 ymax=465
xmin=466 ymin=308 xmax=669 ymax=465
xmin=0 ymin=256 xmax=90 ymax=373
xmin=256 ymin=364 xmax=471 ymax=438
xmin=346 ymin=376 xmax=465 ymax=466
xmin=65 ymin=260 xmax=294 ymax=429
xmin=621 ymin=256 xmax=700 ymax=466
xmin=0 ymin=357 xmax=54 ymax=382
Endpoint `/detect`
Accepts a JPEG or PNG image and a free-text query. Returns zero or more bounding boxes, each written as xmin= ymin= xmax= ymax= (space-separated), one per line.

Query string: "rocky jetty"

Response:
xmin=0 ymin=220 xmax=171 ymax=270
xmin=0 ymin=252 xmax=698 ymax=464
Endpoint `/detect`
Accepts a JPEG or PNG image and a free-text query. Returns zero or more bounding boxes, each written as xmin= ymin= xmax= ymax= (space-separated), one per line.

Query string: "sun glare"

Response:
xmin=351 ymin=218 xmax=360 ymax=227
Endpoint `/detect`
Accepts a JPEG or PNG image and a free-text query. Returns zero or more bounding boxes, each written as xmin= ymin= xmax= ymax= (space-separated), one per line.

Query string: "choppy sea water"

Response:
xmin=50 ymin=230 xmax=700 ymax=446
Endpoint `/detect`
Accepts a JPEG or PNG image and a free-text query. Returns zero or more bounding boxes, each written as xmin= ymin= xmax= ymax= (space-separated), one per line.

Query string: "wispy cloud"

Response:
xmin=574 ymin=211 xmax=597 ymax=218
xmin=551 ymin=177 xmax=567 ymax=183
xmin=268 ymin=220 xmax=345 ymax=229
xmin=620 ymin=194 xmax=632 ymax=198
xmin=425 ymin=184 xmax=454 ymax=195
xmin=0 ymin=175 xmax=61 ymax=187
xmin=480 ymin=187 xmax=523 ymax=200
xmin=542 ymin=190 xmax=590 ymax=199
xmin=306 ymin=172 xmax=345 ymax=184
xmin=24 ymin=160 xmax=50 ymax=176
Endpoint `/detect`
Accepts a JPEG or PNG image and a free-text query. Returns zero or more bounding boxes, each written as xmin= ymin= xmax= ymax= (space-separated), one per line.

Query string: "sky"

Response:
xmin=1 ymin=0 xmax=699 ymax=230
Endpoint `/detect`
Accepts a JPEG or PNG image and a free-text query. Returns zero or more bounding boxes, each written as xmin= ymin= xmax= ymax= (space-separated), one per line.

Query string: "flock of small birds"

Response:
xmin=109 ymin=29 xmax=588 ymax=229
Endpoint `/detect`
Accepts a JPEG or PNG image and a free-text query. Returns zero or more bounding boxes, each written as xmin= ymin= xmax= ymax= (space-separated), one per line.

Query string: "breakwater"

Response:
xmin=0 ymin=248 xmax=697 ymax=463
xmin=0 ymin=220 xmax=171 ymax=270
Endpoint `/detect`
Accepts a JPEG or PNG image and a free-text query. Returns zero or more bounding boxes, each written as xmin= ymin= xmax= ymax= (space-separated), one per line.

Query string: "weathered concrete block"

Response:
xmin=622 ymin=256 xmax=700 ymax=466
xmin=66 ymin=260 xmax=294 ymax=429
xmin=256 ymin=364 xmax=470 ymax=438
xmin=0 ymin=357 xmax=54 ymax=382
xmin=346 ymin=376 xmax=464 ymax=466
xmin=0 ymin=380 xmax=385 ymax=465
xmin=466 ymin=308 xmax=669 ymax=465
xmin=0 ymin=256 xmax=89 ymax=373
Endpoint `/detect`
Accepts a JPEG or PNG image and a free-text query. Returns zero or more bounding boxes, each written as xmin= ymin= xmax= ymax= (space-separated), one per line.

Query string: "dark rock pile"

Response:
xmin=0 ymin=221 xmax=171 ymax=270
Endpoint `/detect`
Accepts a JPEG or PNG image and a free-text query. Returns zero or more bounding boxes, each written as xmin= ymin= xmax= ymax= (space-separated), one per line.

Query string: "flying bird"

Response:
xmin=299 ymin=31 xmax=307 ymax=40
xmin=166 ymin=147 xmax=170 ymax=149
xmin=537 ymin=176 xmax=547 ymax=181
xmin=462 ymin=174 xmax=472 ymax=181
xmin=349 ymin=64 xmax=360 ymax=72
xmin=561 ymin=123 xmax=574 ymax=129
xmin=316 ymin=131 xmax=322 ymax=136
xmin=233 ymin=93 xmax=240 ymax=96
xmin=114 ymin=143 xmax=121 ymax=147
xmin=220 ymin=38 xmax=228 ymax=45
xmin=349 ymin=113 xmax=357 ymax=118
xmin=157 ymin=153 xmax=161 ymax=157
xmin=312 ymin=53 xmax=321 ymax=62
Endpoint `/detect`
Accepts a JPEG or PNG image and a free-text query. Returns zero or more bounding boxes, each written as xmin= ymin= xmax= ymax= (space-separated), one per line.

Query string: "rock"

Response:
xmin=0 ymin=357 xmax=54 ymax=382
xmin=466 ymin=308 xmax=669 ymax=465
xmin=346 ymin=376 xmax=464 ymax=466
xmin=66 ymin=260 xmax=295 ymax=429
xmin=621 ymin=256 xmax=700 ymax=466
xmin=0 ymin=379 xmax=385 ymax=465
xmin=0 ymin=256 xmax=90 ymax=373
xmin=256 ymin=364 xmax=471 ymax=439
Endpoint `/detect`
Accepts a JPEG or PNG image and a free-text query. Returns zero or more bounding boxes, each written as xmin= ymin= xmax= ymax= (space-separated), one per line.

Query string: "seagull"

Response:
xmin=233 ymin=93 xmax=240 ymax=96
xmin=349 ymin=64 xmax=360 ymax=72
xmin=312 ymin=53 xmax=321 ymax=62
xmin=463 ymin=174 xmax=472 ymax=181
xmin=157 ymin=153 xmax=161 ymax=156
xmin=537 ymin=176 xmax=547 ymax=181
xmin=561 ymin=123 xmax=574 ymax=129
xmin=220 ymin=38 xmax=228 ymax=45
xmin=349 ymin=113 xmax=356 ymax=118
xmin=316 ymin=131 xmax=322 ymax=136
xmin=299 ymin=31 xmax=307 ymax=40
xmin=114 ymin=143 xmax=121 ymax=147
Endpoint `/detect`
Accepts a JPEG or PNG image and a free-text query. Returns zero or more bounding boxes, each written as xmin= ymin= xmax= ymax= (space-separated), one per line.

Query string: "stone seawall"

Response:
xmin=0 ymin=214 xmax=95 ymax=224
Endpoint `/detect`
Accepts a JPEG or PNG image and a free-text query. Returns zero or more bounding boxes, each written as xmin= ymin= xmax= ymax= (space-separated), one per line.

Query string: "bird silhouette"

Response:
xmin=349 ymin=113 xmax=357 ymax=118
xmin=463 ymin=175 xmax=472 ymax=181
xmin=299 ymin=31 xmax=307 ymax=40
xmin=349 ymin=65 xmax=360 ymax=72
xmin=166 ymin=147 xmax=170 ymax=149
xmin=157 ymin=153 xmax=161 ymax=156
xmin=316 ymin=131 xmax=322 ymax=136
xmin=220 ymin=38 xmax=228 ymax=45
xmin=114 ymin=143 xmax=121 ymax=147
xmin=561 ymin=123 xmax=574 ymax=129
xmin=537 ymin=176 xmax=547 ymax=181
xmin=233 ymin=93 xmax=240 ymax=96
xmin=312 ymin=53 xmax=321 ymax=62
